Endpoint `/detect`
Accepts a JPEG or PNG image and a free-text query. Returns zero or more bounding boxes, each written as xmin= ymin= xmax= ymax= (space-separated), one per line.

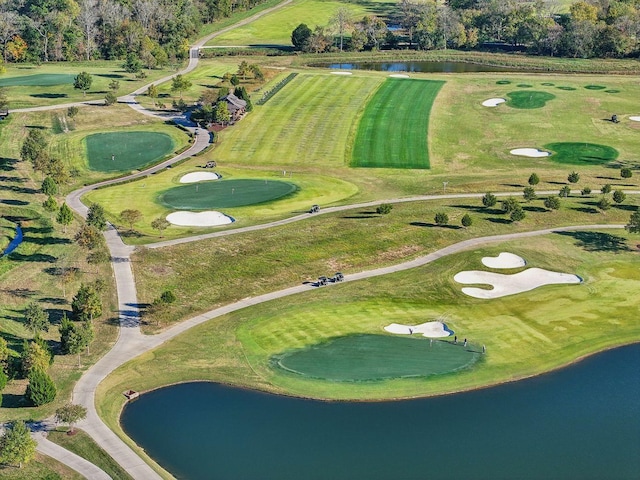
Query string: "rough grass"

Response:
xmin=506 ymin=90 xmax=556 ymax=109
xmin=47 ymin=429 xmax=134 ymax=480
xmin=85 ymin=131 xmax=175 ymax=172
xmin=544 ymin=142 xmax=619 ymax=166
xmin=351 ymin=78 xmax=443 ymax=168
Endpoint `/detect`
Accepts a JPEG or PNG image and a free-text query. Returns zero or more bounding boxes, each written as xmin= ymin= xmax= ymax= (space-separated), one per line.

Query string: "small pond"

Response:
xmin=320 ymin=61 xmax=545 ymax=73
xmin=121 ymin=344 xmax=640 ymax=480
xmin=1 ymin=225 xmax=23 ymax=256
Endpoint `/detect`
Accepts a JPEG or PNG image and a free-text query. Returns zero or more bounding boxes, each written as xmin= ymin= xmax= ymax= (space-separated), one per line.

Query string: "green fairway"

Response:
xmin=351 ymin=78 xmax=444 ymax=169
xmin=506 ymin=90 xmax=556 ymax=109
xmin=85 ymin=131 xmax=174 ymax=172
xmin=159 ymin=179 xmax=298 ymax=209
xmin=545 ymin=142 xmax=619 ymax=165
xmin=273 ymin=334 xmax=480 ymax=381
xmin=0 ymin=73 xmax=75 ymax=87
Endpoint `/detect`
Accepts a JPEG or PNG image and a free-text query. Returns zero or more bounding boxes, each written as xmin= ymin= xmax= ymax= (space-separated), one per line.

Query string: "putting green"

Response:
xmin=159 ymin=179 xmax=298 ymax=209
xmin=351 ymin=78 xmax=444 ymax=169
xmin=272 ymin=334 xmax=481 ymax=381
xmin=584 ymin=85 xmax=606 ymax=90
xmin=0 ymin=73 xmax=75 ymax=87
xmin=544 ymin=142 xmax=619 ymax=165
xmin=506 ymin=91 xmax=556 ymax=109
xmin=85 ymin=132 xmax=174 ymax=172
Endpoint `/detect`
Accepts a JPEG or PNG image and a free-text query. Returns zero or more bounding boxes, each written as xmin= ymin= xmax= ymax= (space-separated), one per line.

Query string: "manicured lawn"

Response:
xmin=544 ymin=142 xmax=619 ymax=165
xmin=351 ymin=78 xmax=444 ymax=168
xmin=273 ymin=334 xmax=480 ymax=381
xmin=506 ymin=90 xmax=556 ymax=109
xmin=0 ymin=452 xmax=84 ymax=480
xmin=86 ymin=131 xmax=175 ymax=172
xmin=159 ymin=179 xmax=298 ymax=209
xmin=0 ymin=73 xmax=75 ymax=87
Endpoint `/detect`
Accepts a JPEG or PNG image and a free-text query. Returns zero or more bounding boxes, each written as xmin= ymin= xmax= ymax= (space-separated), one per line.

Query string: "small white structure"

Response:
xmin=482 ymin=98 xmax=506 ymax=107
xmin=384 ymin=321 xmax=452 ymax=338
xmin=510 ymin=148 xmax=550 ymax=158
xmin=166 ymin=211 xmax=234 ymax=227
xmin=331 ymin=71 xmax=352 ymax=75
xmin=179 ymin=172 xmax=220 ymax=183
xmin=389 ymin=74 xmax=410 ymax=78
xmin=629 ymin=116 xmax=640 ymax=122
xmin=481 ymin=252 xmax=526 ymax=269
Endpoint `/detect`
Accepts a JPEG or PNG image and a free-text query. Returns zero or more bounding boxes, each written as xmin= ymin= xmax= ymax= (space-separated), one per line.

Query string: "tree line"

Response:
xmin=292 ymin=0 xmax=640 ymax=58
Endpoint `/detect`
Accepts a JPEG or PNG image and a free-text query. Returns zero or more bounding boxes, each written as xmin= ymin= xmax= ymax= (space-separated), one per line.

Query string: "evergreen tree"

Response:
xmin=510 ymin=205 xmax=526 ymax=222
xmin=461 ymin=213 xmax=472 ymax=228
xmin=26 ymin=368 xmax=57 ymax=406
xmin=567 ymin=171 xmax=580 ymax=183
xmin=523 ymin=186 xmax=536 ymax=201
xmin=71 ymin=284 xmax=102 ymax=321
xmin=86 ymin=203 xmax=107 ymax=230
xmin=24 ymin=302 xmax=49 ymax=335
xmin=43 ymin=195 xmax=58 ymax=213
xmin=56 ymin=203 xmax=74 ymax=233
xmin=434 ymin=212 xmax=449 ymax=225
xmin=482 ymin=192 xmax=497 ymax=208
xmin=625 ymin=210 xmax=640 ymax=233
xmin=41 ymin=176 xmax=58 ymax=195
xmin=528 ymin=173 xmax=539 ymax=186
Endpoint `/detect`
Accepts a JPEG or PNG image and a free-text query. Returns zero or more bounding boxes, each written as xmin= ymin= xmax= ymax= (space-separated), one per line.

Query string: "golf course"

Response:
xmin=0 ymin=0 xmax=639 ymax=477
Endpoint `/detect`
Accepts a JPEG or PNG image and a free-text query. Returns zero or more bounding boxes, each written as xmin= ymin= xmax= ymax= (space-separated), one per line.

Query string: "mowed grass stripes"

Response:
xmin=352 ymin=79 xmax=444 ymax=169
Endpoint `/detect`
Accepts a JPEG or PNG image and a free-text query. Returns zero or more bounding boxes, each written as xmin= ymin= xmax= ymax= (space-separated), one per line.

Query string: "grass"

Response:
xmin=544 ymin=142 xmax=619 ymax=166
xmin=351 ymin=78 xmax=443 ymax=168
xmin=85 ymin=131 xmax=175 ymax=172
xmin=506 ymin=90 xmax=556 ymax=109
xmin=0 ymin=452 xmax=84 ymax=480
xmin=0 ymin=74 xmax=76 ymax=87
xmin=273 ymin=334 xmax=480 ymax=381
xmin=47 ymin=429 xmax=134 ymax=480
xmin=205 ymin=0 xmax=391 ymax=47
xmin=159 ymin=178 xmax=298 ymax=209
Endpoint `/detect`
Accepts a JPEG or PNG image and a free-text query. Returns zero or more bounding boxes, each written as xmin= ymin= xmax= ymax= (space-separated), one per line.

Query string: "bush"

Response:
xmin=597 ymin=196 xmax=611 ymax=211
xmin=26 ymin=368 xmax=57 ymax=406
xmin=510 ymin=205 xmax=526 ymax=222
xmin=559 ymin=185 xmax=571 ymax=197
xmin=601 ymin=184 xmax=612 ymax=195
xmin=544 ymin=195 xmax=561 ymax=210
xmin=523 ymin=186 xmax=536 ymax=201
xmin=482 ymin=192 xmax=497 ymax=208
xmin=160 ymin=290 xmax=176 ymax=304
xmin=104 ymin=92 xmax=117 ymax=105
xmin=581 ymin=186 xmax=591 ymax=196
xmin=434 ymin=212 xmax=449 ymax=225
xmin=461 ymin=213 xmax=472 ymax=228
xmin=528 ymin=173 xmax=539 ymax=186
xmin=67 ymin=106 xmax=79 ymax=118
xmin=376 ymin=204 xmax=392 ymax=214
xmin=620 ymin=167 xmax=632 ymax=179
xmin=501 ymin=197 xmax=519 ymax=213
xmin=613 ymin=190 xmax=626 ymax=204
xmin=567 ymin=171 xmax=580 ymax=183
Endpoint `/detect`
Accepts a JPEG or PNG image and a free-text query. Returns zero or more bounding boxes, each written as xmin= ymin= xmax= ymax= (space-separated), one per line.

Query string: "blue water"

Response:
xmin=1 ymin=225 xmax=23 ymax=256
xmin=121 ymin=344 xmax=640 ymax=480
xmin=322 ymin=61 xmax=542 ymax=73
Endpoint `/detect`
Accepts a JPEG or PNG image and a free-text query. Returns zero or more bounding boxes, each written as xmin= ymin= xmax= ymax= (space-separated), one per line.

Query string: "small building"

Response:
xmin=220 ymin=93 xmax=247 ymax=122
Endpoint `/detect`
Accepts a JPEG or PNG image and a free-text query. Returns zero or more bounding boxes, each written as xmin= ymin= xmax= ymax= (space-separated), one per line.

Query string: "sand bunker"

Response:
xmin=510 ymin=148 xmax=550 ymax=158
xmin=179 ymin=172 xmax=220 ymax=183
xmin=166 ymin=211 xmax=234 ymax=227
xmin=384 ymin=321 xmax=452 ymax=338
xmin=331 ymin=71 xmax=352 ymax=75
xmin=482 ymin=252 xmax=526 ymax=269
xmin=389 ymin=74 xmax=410 ymax=78
xmin=629 ymin=116 xmax=640 ymax=122
xmin=454 ymin=268 xmax=581 ymax=299
xmin=482 ymin=98 xmax=506 ymax=107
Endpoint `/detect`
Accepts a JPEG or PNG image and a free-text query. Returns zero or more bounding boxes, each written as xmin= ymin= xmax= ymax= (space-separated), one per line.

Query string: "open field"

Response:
xmin=0 ymin=61 xmax=183 ymax=109
xmin=351 ymin=78 xmax=443 ymax=168
xmin=205 ymin=0 xmax=395 ymax=47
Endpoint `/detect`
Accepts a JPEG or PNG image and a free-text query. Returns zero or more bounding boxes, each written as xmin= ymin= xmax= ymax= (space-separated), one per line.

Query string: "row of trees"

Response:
xmin=0 ymin=0 xmax=270 ymax=64
xmin=292 ymin=0 xmax=640 ymax=58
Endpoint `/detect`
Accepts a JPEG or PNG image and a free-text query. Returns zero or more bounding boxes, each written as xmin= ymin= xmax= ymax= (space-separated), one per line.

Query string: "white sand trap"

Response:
xmin=389 ymin=74 xmax=410 ymax=78
xmin=482 ymin=98 xmax=506 ymax=107
xmin=510 ymin=148 xmax=550 ymax=158
xmin=166 ymin=211 xmax=234 ymax=227
xmin=629 ymin=116 xmax=640 ymax=122
xmin=384 ymin=321 xmax=452 ymax=338
xmin=454 ymin=268 xmax=581 ymax=299
xmin=179 ymin=172 xmax=220 ymax=183
xmin=331 ymin=71 xmax=352 ymax=75
xmin=482 ymin=252 xmax=526 ymax=269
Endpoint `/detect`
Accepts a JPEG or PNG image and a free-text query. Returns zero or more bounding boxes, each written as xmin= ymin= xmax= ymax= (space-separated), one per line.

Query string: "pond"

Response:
xmin=320 ymin=61 xmax=545 ymax=73
xmin=121 ymin=344 xmax=640 ymax=480
xmin=1 ymin=225 xmax=23 ymax=256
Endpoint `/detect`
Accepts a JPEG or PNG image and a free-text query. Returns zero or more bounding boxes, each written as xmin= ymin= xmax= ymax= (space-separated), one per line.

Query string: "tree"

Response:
xmin=20 ymin=129 xmax=48 ymax=164
xmin=625 ymin=210 xmax=640 ymax=233
xmin=0 ymin=337 xmax=9 ymax=372
xmin=544 ymin=195 xmax=561 ymax=210
xmin=26 ymin=368 xmax=56 ymax=406
xmin=75 ymin=224 xmax=101 ymax=250
xmin=123 ymin=53 xmax=142 ymax=74
xmin=147 ymin=84 xmax=159 ymax=107
xmin=104 ymin=92 xmax=117 ymax=105
xmin=237 ymin=60 xmax=250 ymax=80
xmin=230 ymin=74 xmax=240 ymax=86
xmin=250 ymin=64 xmax=264 ymax=81
xmin=461 ymin=213 xmax=472 ymax=228
xmin=510 ymin=205 xmax=526 ymax=222
xmin=613 ymin=190 xmax=626 ymax=204
xmin=330 ymin=7 xmax=352 ymax=51
xmin=55 ymin=404 xmax=87 ymax=433
xmin=87 ymin=249 xmax=110 ymax=273
xmin=581 ymin=186 xmax=591 ymax=196
xmin=108 ymin=80 xmax=120 ymax=92
xmin=73 ymin=72 xmax=93 ymax=97
xmin=501 ymin=197 xmax=519 ymax=213
xmin=57 ymin=203 xmax=74 ymax=233
xmin=434 ymin=212 xmax=449 ymax=225
xmin=87 ymin=203 xmax=107 ymax=230
xmin=67 ymin=106 xmax=79 ymax=118
xmin=482 ymin=192 xmax=497 ymax=208
xmin=171 ymin=74 xmax=192 ymax=98
xmin=559 ymin=185 xmax=571 ymax=197
xmin=528 ymin=173 xmax=540 ymax=186
xmin=567 ymin=171 xmax=580 ymax=183
xmin=24 ymin=302 xmax=49 ymax=336
xmin=376 ymin=203 xmax=393 ymax=214
xmin=620 ymin=167 xmax=632 ymax=179
xmin=120 ymin=209 xmax=142 ymax=231
xmin=214 ymin=101 xmax=230 ymax=125
xmin=0 ymin=420 xmax=37 ymax=468
xmin=151 ymin=217 xmax=170 ymax=237
xmin=291 ymin=23 xmax=312 ymax=50
xmin=72 ymin=283 xmax=102 ymax=321
xmin=601 ymin=184 xmax=612 ymax=195
xmin=523 ymin=186 xmax=536 ymax=201
xmin=41 ymin=177 xmax=58 ymax=196
xmin=597 ymin=196 xmax=611 ymax=211
xmin=59 ymin=316 xmax=93 ymax=363
xmin=20 ymin=341 xmax=50 ymax=376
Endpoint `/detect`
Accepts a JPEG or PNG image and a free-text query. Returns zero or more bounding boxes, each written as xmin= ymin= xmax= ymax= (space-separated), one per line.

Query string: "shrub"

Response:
xmin=482 ymin=192 xmax=497 ymax=208
xmin=601 ymin=184 xmax=612 ymax=195
xmin=528 ymin=173 xmax=539 ymax=186
xmin=567 ymin=171 xmax=580 ymax=183
xmin=613 ymin=190 xmax=626 ymax=204
xmin=620 ymin=167 xmax=632 ymax=179
xmin=461 ymin=214 xmax=472 ymax=228
xmin=376 ymin=204 xmax=392 ymax=214
xmin=559 ymin=185 xmax=571 ymax=197
xmin=104 ymin=91 xmax=117 ymax=105
xmin=434 ymin=212 xmax=449 ymax=225
xmin=597 ymin=196 xmax=611 ymax=211
xmin=501 ymin=197 xmax=519 ymax=213
xmin=510 ymin=205 xmax=526 ymax=222
xmin=544 ymin=195 xmax=561 ymax=210
xmin=581 ymin=186 xmax=591 ymax=196
xmin=523 ymin=186 xmax=536 ymax=201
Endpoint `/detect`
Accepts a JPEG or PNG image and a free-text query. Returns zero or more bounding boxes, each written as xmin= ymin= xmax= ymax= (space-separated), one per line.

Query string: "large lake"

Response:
xmin=321 ymin=61 xmax=544 ymax=73
xmin=121 ymin=344 xmax=640 ymax=480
